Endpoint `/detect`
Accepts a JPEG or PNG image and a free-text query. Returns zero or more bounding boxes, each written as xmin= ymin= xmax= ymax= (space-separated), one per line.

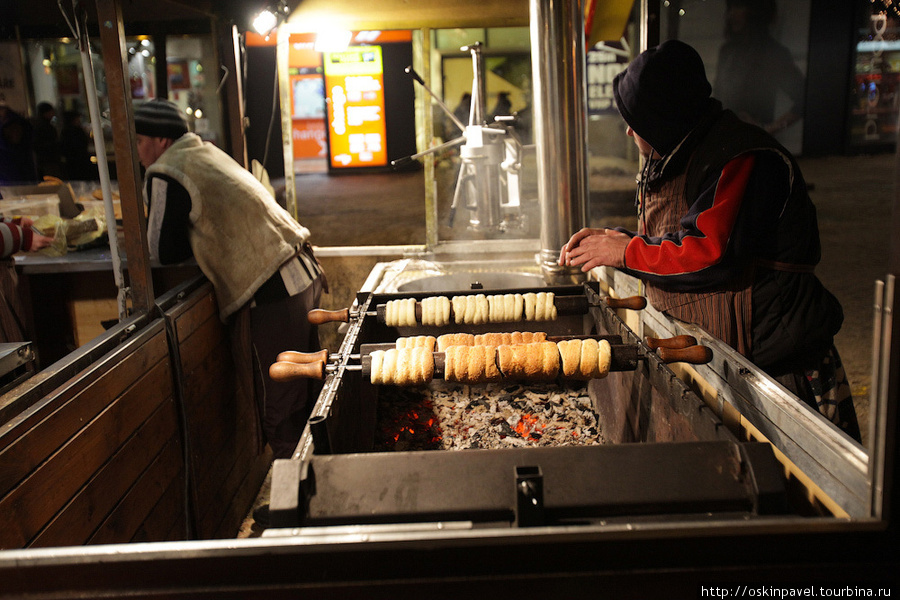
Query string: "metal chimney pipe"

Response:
xmin=530 ymin=0 xmax=590 ymax=284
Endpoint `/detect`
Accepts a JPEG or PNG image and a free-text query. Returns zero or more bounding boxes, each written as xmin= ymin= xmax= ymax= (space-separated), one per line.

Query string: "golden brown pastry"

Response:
xmin=437 ymin=333 xmax=475 ymax=352
xmin=474 ymin=332 xmax=508 ymax=348
xmin=578 ymin=339 xmax=599 ymax=379
xmin=401 ymin=346 xmax=434 ymax=385
xmin=417 ymin=346 xmax=436 ymax=383
xmin=482 ymin=346 xmax=501 ymax=382
xmin=596 ymin=339 xmax=611 ymax=379
xmin=496 ymin=341 xmax=559 ymax=382
xmin=466 ymin=345 xmax=486 ymax=383
xmin=537 ymin=341 xmax=560 ymax=380
xmin=395 ymin=335 xmax=436 ymax=352
xmin=576 ymin=338 xmax=611 ymax=379
xmin=557 ymin=339 xmax=582 ymax=377
xmin=444 ymin=345 xmax=465 ymax=382
xmin=444 ymin=345 xmax=500 ymax=384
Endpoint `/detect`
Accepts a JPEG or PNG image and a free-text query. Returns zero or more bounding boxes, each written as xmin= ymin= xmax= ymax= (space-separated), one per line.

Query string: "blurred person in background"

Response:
xmin=60 ymin=110 xmax=96 ymax=181
xmin=713 ymin=0 xmax=805 ymax=137
xmin=31 ymin=101 xmax=63 ymax=179
xmin=0 ymin=95 xmax=37 ymax=184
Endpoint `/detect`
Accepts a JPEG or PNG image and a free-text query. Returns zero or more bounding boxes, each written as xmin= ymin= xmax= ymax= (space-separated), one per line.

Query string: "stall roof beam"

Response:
xmin=285 ymin=0 xmax=632 ymax=41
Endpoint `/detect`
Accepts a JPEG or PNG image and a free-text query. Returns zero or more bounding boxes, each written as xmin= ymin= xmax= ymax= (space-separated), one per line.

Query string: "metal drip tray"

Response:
xmin=397 ymin=272 xmax=546 ymax=292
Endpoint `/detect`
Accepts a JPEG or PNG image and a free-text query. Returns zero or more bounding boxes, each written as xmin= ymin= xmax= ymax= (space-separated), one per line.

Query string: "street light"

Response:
xmin=251 ymin=1 xmax=290 ymax=37
xmin=252 ymin=9 xmax=278 ymax=36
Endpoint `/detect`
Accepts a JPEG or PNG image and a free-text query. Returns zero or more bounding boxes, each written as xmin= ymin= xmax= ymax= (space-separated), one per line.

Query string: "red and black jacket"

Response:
xmin=616 ymin=105 xmax=843 ymax=375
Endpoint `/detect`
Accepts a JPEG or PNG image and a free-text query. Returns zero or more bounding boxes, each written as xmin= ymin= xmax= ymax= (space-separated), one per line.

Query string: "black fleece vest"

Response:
xmin=640 ymin=109 xmax=842 ymax=374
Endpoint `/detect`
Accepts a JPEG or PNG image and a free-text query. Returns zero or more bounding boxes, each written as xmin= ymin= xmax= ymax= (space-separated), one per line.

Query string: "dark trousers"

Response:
xmin=250 ymin=274 xmax=324 ymax=459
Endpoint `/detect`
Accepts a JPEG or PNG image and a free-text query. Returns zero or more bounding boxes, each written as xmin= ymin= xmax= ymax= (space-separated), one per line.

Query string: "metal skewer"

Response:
xmin=306 ymin=295 xmax=647 ymax=326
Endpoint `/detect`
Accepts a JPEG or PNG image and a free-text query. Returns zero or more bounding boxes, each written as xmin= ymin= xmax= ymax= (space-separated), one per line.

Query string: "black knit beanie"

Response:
xmin=613 ymin=40 xmax=712 ymax=156
xmin=134 ymin=99 xmax=189 ymax=139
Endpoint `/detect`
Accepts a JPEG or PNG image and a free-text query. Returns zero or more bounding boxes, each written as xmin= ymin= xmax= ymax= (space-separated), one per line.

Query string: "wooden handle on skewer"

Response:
xmin=604 ymin=295 xmax=647 ymax=310
xmin=269 ymin=361 xmax=326 ymax=382
xmin=307 ymin=308 xmax=351 ymax=325
xmin=276 ymin=349 xmax=329 ymax=364
xmin=657 ymin=345 xmax=713 ymax=365
xmin=645 ymin=334 xmax=698 ymax=350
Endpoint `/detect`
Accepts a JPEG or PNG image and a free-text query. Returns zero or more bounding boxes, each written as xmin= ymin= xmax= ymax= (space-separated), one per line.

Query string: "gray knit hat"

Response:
xmin=134 ymin=99 xmax=189 ymax=139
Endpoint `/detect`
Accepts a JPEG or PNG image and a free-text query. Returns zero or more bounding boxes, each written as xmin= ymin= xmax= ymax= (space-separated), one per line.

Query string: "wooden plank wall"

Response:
xmin=165 ymin=283 xmax=271 ymax=539
xmin=0 ymin=280 xmax=269 ymax=549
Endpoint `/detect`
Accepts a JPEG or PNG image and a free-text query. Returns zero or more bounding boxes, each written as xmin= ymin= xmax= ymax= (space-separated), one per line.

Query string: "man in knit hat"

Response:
xmin=559 ymin=40 xmax=860 ymax=441
xmin=134 ymin=98 xmax=326 ymax=464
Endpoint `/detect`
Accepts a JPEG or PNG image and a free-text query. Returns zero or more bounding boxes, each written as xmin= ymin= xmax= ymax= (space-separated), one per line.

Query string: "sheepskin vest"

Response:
xmin=146 ymin=133 xmax=310 ymax=319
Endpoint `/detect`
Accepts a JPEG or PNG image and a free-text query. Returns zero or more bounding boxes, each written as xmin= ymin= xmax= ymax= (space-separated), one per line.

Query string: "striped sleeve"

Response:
xmin=621 ymin=153 xmax=756 ymax=288
xmin=1 ymin=220 xmax=33 ymax=258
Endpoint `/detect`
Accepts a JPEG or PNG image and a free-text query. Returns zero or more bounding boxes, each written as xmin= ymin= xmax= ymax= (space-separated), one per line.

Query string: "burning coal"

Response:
xmin=375 ymin=381 xmax=604 ymax=452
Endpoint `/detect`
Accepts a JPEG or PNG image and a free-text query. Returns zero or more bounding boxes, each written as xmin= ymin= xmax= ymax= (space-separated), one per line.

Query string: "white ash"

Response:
xmin=375 ymin=380 xmax=604 ymax=452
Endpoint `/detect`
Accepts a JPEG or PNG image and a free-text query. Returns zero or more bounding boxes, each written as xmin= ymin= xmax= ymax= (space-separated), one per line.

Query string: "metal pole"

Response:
xmin=530 ymin=0 xmax=589 ymax=284
xmin=61 ymin=0 xmax=128 ymax=319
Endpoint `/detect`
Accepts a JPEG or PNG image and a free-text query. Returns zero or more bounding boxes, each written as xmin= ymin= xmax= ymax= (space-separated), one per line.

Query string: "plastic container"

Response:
xmin=0 ymin=195 xmax=61 ymax=219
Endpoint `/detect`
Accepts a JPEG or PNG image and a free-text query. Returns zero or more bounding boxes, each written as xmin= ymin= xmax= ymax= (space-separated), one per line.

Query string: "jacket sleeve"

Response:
xmin=619 ymin=153 xmax=756 ymax=289
xmin=146 ymin=173 xmax=194 ymax=264
xmin=1 ymin=218 xmax=33 ymax=258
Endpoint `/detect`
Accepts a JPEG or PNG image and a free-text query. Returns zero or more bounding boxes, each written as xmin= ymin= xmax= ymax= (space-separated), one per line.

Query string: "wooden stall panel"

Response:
xmin=88 ymin=434 xmax=184 ymax=546
xmin=0 ymin=323 xmax=180 ymax=549
xmin=0 ymin=329 xmax=170 ymax=487
xmin=165 ymin=282 xmax=269 ymax=540
xmin=29 ymin=398 xmax=180 ymax=548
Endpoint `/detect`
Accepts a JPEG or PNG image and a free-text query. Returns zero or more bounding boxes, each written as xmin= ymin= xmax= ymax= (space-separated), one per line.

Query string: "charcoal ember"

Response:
xmin=374 ymin=378 xmax=604 ymax=451
xmin=374 ymin=388 xmax=443 ymax=452
xmin=468 ymin=398 xmax=491 ymax=410
xmin=495 ymin=419 xmax=518 ymax=438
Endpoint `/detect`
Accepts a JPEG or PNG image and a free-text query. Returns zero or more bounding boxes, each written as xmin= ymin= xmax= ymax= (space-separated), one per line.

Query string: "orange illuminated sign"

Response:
xmin=323 ymin=46 xmax=388 ymax=168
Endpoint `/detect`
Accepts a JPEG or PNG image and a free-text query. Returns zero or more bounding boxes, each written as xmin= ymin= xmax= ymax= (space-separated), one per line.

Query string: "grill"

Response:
xmin=269 ymin=281 xmax=790 ymax=529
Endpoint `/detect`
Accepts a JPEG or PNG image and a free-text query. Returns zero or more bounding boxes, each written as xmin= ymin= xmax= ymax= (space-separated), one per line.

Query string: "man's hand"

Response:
xmin=28 ymin=230 xmax=55 ymax=251
xmin=559 ymin=227 xmax=630 ymax=272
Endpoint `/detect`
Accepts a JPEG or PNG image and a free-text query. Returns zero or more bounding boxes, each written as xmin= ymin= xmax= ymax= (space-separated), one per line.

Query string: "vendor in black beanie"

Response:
xmin=612 ymin=39 xmax=712 ymax=157
xmin=134 ymin=95 xmax=327 ymax=479
xmin=560 ymin=40 xmax=861 ymax=441
xmin=134 ymin=98 xmax=189 ymax=140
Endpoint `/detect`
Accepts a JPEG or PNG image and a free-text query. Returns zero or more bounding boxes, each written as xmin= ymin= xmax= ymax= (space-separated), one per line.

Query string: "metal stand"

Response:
xmin=393 ymin=43 xmax=527 ymax=235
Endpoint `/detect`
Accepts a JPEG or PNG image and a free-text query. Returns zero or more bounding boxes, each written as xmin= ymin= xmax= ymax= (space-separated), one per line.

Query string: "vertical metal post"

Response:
xmin=218 ymin=23 xmax=248 ymax=169
xmin=641 ymin=0 xmax=661 ymax=52
xmin=530 ymin=0 xmax=589 ymax=285
xmin=276 ymin=28 xmax=295 ymax=216
xmin=152 ymin=27 xmax=168 ymax=100
xmin=65 ymin=2 xmax=127 ymax=320
xmin=870 ymin=275 xmax=894 ymax=517
xmin=418 ymin=28 xmax=439 ymax=250
xmin=94 ymin=0 xmax=155 ymax=316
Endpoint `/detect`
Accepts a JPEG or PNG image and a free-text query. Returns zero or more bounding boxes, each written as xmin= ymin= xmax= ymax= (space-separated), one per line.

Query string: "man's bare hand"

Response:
xmin=558 ymin=228 xmax=605 ymax=265
xmin=559 ymin=228 xmax=630 ymax=272
xmin=28 ymin=232 xmax=55 ymax=251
